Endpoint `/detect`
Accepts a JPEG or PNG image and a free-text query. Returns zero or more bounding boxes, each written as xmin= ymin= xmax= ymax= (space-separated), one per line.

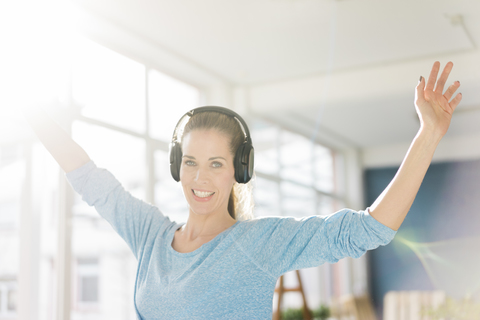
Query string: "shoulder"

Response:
xmin=234 ymin=215 xmax=323 ymax=236
xmin=236 ymin=216 xmax=283 ymax=228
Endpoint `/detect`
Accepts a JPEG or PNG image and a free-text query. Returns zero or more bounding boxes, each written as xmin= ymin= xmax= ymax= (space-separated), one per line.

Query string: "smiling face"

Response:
xmin=180 ymin=129 xmax=236 ymax=219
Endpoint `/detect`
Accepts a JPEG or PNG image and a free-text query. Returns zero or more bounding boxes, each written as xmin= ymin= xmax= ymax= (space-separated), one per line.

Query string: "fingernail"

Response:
xmin=419 ymin=76 xmax=423 ymax=82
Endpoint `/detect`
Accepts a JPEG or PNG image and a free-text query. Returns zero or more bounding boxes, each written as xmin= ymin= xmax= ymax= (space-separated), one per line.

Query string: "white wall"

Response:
xmin=362 ymin=131 xmax=480 ymax=169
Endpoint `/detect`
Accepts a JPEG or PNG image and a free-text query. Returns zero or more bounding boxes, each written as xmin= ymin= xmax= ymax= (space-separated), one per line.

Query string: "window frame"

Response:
xmin=4 ymin=33 xmax=357 ymax=319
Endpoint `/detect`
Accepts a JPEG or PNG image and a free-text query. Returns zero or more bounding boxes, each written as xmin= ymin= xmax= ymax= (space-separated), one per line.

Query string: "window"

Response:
xmin=76 ymin=258 xmax=99 ymax=305
xmin=250 ymin=118 xmax=341 ymax=218
xmin=0 ymin=201 xmax=17 ymax=229
xmin=0 ymin=153 xmax=23 ymax=230
xmin=0 ymin=279 xmax=17 ymax=317
xmin=72 ymin=37 xmax=146 ymax=133
xmin=0 ymin=145 xmax=21 ymax=167
xmin=8 ymin=30 xmax=351 ymax=318
xmin=67 ymin=35 xmax=201 ymax=319
xmin=0 ymin=150 xmax=22 ymax=320
xmin=250 ymin=117 xmax=346 ymax=309
xmin=279 ymin=130 xmax=314 ymax=186
xmin=253 ymin=177 xmax=280 ymax=218
xmin=154 ymin=150 xmax=189 ymax=223
xmin=148 ymin=69 xmax=200 ymax=141
xmin=148 ymin=68 xmax=199 ymax=224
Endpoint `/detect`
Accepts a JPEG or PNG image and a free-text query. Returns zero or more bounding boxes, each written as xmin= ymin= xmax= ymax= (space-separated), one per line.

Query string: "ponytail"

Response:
xmin=228 ymin=187 xmax=236 ymax=219
xmin=229 ymin=178 xmax=255 ymax=221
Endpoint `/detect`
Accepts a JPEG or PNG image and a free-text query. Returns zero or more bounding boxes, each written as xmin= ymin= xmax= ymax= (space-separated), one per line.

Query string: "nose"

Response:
xmin=194 ymin=167 xmax=209 ymax=183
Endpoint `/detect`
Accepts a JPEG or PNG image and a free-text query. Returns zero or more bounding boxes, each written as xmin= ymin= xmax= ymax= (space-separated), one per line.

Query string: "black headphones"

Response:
xmin=169 ymin=106 xmax=254 ymax=184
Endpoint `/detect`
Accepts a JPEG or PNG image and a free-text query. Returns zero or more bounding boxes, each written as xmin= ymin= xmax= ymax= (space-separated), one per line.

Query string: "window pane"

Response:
xmin=77 ymin=258 xmax=100 ymax=307
xmin=72 ymin=37 xmax=146 ymax=133
xmin=148 ymin=69 xmax=199 ymax=141
xmin=81 ymin=276 xmax=98 ymax=302
xmin=280 ymin=131 xmax=313 ymax=186
xmin=7 ymin=287 xmax=17 ymax=311
xmin=71 ymin=121 xmax=143 ymax=319
xmin=253 ymin=177 xmax=280 ymax=217
xmin=0 ymin=146 xmax=23 ymax=318
xmin=281 ymin=181 xmax=316 ymax=217
xmin=0 ymin=147 xmax=22 ymax=229
xmin=0 ymin=144 xmax=22 ymax=167
xmin=154 ymin=150 xmax=188 ymax=224
xmin=0 ymin=202 xmax=16 ymax=228
xmin=33 ymin=143 xmax=62 ymax=319
xmin=318 ymin=195 xmax=336 ymax=216
xmin=71 ymin=121 xmax=146 ymax=196
xmin=250 ymin=119 xmax=279 ymax=175
xmin=314 ymin=145 xmax=335 ymax=193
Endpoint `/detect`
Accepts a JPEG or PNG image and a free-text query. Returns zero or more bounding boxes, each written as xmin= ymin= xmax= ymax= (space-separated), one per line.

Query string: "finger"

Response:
xmin=426 ymin=61 xmax=440 ymax=91
xmin=415 ymin=76 xmax=425 ymax=102
xmin=435 ymin=61 xmax=454 ymax=94
xmin=444 ymin=81 xmax=460 ymax=101
xmin=449 ymin=92 xmax=463 ymax=112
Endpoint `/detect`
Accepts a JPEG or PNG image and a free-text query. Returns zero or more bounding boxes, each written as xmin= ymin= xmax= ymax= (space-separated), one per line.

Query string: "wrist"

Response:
xmin=417 ymin=125 xmax=444 ymax=145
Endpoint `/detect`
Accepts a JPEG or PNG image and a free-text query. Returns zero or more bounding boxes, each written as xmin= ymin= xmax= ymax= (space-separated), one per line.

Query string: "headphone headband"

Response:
xmin=172 ymin=106 xmax=252 ymax=145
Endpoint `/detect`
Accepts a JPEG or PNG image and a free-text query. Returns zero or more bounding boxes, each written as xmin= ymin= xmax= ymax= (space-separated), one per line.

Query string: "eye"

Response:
xmin=212 ymin=161 xmax=223 ymax=168
xmin=184 ymin=160 xmax=196 ymax=166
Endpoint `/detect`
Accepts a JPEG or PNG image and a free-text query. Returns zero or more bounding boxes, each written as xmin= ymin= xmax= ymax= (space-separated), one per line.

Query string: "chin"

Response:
xmin=187 ymin=201 xmax=213 ymax=214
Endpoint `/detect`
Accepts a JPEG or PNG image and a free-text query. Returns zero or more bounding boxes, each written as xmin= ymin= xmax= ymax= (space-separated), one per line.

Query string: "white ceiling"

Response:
xmin=73 ymin=0 xmax=480 ymax=148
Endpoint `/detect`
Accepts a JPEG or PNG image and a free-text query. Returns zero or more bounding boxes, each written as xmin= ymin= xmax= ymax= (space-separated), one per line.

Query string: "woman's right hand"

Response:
xmin=24 ymin=106 xmax=91 ymax=173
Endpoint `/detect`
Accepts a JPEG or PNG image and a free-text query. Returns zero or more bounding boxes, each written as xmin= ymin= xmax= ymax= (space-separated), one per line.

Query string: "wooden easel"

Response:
xmin=273 ymin=270 xmax=312 ymax=320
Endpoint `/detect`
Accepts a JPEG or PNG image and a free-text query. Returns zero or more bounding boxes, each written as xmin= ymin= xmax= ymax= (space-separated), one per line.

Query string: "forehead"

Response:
xmin=182 ymin=129 xmax=232 ymax=157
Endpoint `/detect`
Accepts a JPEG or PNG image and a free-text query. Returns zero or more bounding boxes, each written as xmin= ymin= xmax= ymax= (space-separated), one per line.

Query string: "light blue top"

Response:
xmin=66 ymin=160 xmax=396 ymax=320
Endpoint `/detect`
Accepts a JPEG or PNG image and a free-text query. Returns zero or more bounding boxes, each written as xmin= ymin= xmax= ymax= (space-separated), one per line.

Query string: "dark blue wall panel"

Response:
xmin=364 ymin=159 xmax=480 ymax=319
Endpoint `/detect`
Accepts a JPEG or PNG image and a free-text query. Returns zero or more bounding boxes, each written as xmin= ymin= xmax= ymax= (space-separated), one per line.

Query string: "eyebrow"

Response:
xmin=183 ymin=155 xmax=227 ymax=161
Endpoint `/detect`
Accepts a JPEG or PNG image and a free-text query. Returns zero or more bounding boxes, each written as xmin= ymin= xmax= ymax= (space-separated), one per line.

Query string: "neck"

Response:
xmin=178 ymin=212 xmax=236 ymax=242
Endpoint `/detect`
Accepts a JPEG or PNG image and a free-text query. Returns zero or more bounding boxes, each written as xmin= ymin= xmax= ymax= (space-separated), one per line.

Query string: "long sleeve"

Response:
xmin=236 ymin=208 xmax=397 ymax=279
xmin=65 ymin=160 xmax=171 ymax=260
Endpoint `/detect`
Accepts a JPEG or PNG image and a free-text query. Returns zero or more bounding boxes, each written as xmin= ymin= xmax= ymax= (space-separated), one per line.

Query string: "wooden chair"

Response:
xmin=273 ymin=270 xmax=312 ymax=320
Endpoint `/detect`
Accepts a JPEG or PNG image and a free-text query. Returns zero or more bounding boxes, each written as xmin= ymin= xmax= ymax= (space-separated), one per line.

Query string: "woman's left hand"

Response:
xmin=415 ymin=61 xmax=462 ymax=137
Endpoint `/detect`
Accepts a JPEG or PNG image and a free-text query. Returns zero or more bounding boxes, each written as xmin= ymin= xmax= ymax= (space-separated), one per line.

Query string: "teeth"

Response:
xmin=193 ymin=190 xmax=215 ymax=198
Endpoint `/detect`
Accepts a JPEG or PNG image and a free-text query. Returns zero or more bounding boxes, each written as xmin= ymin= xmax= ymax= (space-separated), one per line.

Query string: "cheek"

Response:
xmin=179 ymin=165 xmax=185 ymax=181
xmin=179 ymin=165 xmax=192 ymax=182
xmin=219 ymin=171 xmax=236 ymax=190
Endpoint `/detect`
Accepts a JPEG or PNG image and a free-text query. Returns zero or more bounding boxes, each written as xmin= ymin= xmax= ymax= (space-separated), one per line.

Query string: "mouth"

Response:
xmin=192 ymin=189 xmax=215 ymax=199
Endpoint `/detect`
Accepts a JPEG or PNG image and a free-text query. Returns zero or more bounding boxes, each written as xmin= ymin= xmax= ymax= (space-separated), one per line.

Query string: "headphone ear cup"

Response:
xmin=234 ymin=143 xmax=254 ymax=183
xmin=169 ymin=142 xmax=183 ymax=182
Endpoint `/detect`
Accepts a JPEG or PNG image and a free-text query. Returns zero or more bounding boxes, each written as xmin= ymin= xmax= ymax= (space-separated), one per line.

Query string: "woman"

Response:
xmin=26 ymin=61 xmax=461 ymax=319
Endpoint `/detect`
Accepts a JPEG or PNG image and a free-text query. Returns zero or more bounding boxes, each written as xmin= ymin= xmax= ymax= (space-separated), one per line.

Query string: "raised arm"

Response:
xmin=369 ymin=61 xmax=462 ymax=231
xmin=24 ymin=108 xmax=91 ymax=173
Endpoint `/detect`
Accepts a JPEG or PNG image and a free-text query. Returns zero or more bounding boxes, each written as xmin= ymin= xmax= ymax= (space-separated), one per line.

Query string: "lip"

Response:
xmin=191 ymin=189 xmax=215 ymax=202
xmin=192 ymin=188 xmax=214 ymax=193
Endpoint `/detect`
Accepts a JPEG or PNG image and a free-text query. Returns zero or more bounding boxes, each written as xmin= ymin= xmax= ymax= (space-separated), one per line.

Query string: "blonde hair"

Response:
xmin=182 ymin=111 xmax=255 ymax=221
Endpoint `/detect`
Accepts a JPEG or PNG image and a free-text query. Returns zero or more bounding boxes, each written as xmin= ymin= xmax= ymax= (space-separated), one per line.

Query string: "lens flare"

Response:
xmin=0 ymin=0 xmax=83 ymax=142
xmin=395 ymin=234 xmax=480 ymax=301
xmin=0 ymin=0 xmax=80 ymax=112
